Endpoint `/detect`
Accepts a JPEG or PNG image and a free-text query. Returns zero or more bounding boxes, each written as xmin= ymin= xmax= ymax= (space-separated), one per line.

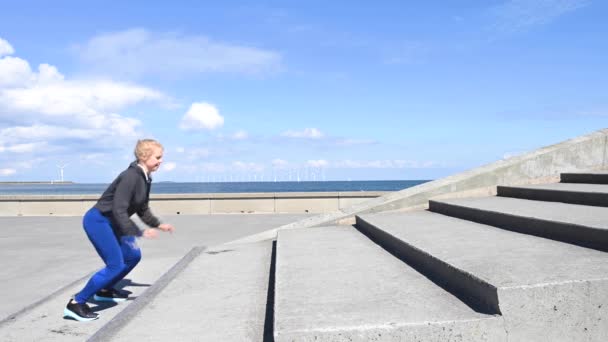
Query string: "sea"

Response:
xmin=0 ymin=180 xmax=430 ymax=195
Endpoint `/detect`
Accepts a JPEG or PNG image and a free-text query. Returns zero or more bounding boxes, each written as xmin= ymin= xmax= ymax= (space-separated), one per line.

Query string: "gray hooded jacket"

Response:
xmin=94 ymin=162 xmax=161 ymax=237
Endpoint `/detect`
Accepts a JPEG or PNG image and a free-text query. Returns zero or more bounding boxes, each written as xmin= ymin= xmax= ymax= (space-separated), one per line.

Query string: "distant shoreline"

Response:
xmin=0 ymin=180 xmax=427 ymax=195
xmin=0 ymin=181 xmax=75 ymax=185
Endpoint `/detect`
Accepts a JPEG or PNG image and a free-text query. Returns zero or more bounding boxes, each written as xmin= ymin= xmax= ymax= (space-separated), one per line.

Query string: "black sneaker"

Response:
xmin=93 ymin=288 xmax=129 ymax=302
xmin=63 ymin=299 xmax=99 ymax=322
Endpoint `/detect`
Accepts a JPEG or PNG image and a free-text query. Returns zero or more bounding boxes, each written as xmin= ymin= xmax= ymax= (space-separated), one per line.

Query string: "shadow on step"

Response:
xmin=354 ymin=220 xmax=500 ymax=316
xmin=263 ymin=241 xmax=277 ymax=342
xmin=87 ymin=278 xmax=151 ymax=313
xmin=116 ymin=278 xmax=151 ymax=288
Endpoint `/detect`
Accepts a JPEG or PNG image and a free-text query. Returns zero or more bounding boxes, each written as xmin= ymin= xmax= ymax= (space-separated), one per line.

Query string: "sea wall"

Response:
xmin=0 ymin=191 xmax=387 ymax=216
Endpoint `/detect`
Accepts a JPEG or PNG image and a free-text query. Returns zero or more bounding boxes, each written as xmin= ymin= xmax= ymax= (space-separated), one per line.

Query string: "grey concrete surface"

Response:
xmin=110 ymin=242 xmax=272 ymax=342
xmin=0 ymin=216 xmax=100 ymax=321
xmin=429 ymin=196 xmax=608 ymax=251
xmin=357 ymin=211 xmax=608 ymax=341
xmin=0 ymin=253 xmax=179 ymax=341
xmin=497 ymin=183 xmax=608 ymax=206
xmin=274 ymin=226 xmax=505 ymax=342
xmin=88 ymin=246 xmax=205 ymax=342
xmin=0 ymin=213 xmax=309 ymax=341
xmin=226 ymin=211 xmax=348 ymax=245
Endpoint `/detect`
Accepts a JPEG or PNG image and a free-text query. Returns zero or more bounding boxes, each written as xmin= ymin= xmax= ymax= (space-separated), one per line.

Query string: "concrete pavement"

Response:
xmin=0 ymin=213 xmax=309 ymax=341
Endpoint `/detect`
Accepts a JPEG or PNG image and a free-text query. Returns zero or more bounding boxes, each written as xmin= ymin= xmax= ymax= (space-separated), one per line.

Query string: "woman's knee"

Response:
xmin=107 ymin=260 xmax=127 ymax=275
xmin=126 ymin=250 xmax=142 ymax=266
xmin=120 ymin=236 xmax=142 ymax=265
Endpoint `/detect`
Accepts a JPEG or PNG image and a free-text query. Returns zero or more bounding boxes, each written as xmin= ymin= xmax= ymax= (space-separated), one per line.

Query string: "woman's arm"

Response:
xmin=111 ymin=172 xmax=142 ymax=236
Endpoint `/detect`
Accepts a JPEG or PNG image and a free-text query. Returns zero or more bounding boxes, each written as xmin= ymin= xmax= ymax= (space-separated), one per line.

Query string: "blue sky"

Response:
xmin=0 ymin=0 xmax=606 ymax=183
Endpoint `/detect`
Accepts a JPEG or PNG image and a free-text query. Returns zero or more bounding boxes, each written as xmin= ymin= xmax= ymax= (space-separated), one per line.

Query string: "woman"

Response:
xmin=64 ymin=139 xmax=175 ymax=321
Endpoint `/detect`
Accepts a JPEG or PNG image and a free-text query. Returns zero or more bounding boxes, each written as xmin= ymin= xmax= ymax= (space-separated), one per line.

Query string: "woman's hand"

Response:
xmin=142 ymin=228 xmax=159 ymax=239
xmin=158 ymin=223 xmax=175 ymax=233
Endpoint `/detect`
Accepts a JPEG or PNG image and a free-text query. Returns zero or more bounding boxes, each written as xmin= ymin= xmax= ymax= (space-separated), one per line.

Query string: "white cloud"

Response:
xmin=162 ymin=162 xmax=177 ymax=171
xmin=334 ymin=138 xmax=376 ymax=146
xmin=0 ymin=142 xmax=44 ymax=153
xmin=179 ymin=147 xmax=211 ymax=160
xmin=0 ymin=56 xmax=33 ymax=87
xmin=0 ymin=38 xmax=14 ymax=57
xmin=106 ymin=115 xmax=142 ymax=137
xmin=0 ymin=40 xmax=162 ymax=136
xmin=74 ymin=28 xmax=282 ymax=79
xmin=0 ymin=58 xmax=69 ymax=89
xmin=36 ymin=64 xmax=64 ymax=83
xmin=232 ymin=130 xmax=248 ymax=140
xmin=179 ymin=102 xmax=224 ymax=131
xmin=281 ymin=128 xmax=323 ymax=139
xmin=0 ymin=37 xmax=168 ymax=176
xmin=490 ymin=0 xmax=590 ymax=34
xmin=176 ymin=147 xmax=185 ymax=153
xmin=0 ymin=79 xmax=161 ymax=123
xmin=307 ymin=159 xmax=328 ymax=168
xmin=334 ymin=159 xmax=440 ymax=169
xmin=232 ymin=161 xmax=265 ymax=172
xmin=201 ymin=162 xmax=226 ymax=173
xmin=0 ymin=121 xmax=141 ymax=151
xmin=16 ymin=159 xmax=44 ymax=170
xmin=1 ymin=125 xmax=114 ymax=142
xmin=79 ymin=153 xmax=111 ymax=166
xmin=272 ymin=159 xmax=289 ymax=169
xmin=0 ymin=168 xmax=16 ymax=176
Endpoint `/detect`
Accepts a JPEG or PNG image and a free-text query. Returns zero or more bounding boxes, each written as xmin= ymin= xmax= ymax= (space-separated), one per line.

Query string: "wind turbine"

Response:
xmin=56 ymin=163 xmax=68 ymax=182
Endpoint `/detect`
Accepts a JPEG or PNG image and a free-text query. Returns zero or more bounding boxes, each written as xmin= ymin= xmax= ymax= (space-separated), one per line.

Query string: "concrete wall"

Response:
xmin=0 ymin=192 xmax=387 ymax=216
xmin=348 ymin=128 xmax=608 ymax=215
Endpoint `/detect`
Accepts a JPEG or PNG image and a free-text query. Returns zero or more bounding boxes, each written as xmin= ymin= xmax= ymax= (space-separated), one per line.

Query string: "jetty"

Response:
xmin=1 ymin=128 xmax=607 ymax=341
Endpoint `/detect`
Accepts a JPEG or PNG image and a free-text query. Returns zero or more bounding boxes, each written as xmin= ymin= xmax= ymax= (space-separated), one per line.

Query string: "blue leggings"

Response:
xmin=75 ymin=208 xmax=142 ymax=303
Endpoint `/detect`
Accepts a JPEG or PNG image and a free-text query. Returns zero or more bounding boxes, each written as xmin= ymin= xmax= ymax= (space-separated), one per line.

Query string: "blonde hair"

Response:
xmin=134 ymin=139 xmax=163 ymax=162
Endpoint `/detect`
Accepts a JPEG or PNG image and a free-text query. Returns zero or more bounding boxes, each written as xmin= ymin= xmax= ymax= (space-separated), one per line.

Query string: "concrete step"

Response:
xmin=356 ymin=211 xmax=608 ymax=342
xmin=561 ymin=171 xmax=608 ymax=184
xmin=274 ymin=226 xmax=505 ymax=342
xmin=497 ymin=183 xmax=608 ymax=207
xmin=429 ymin=196 xmax=608 ymax=252
xmin=104 ymin=241 xmax=273 ymax=342
xmin=0 ymin=253 xmax=185 ymax=342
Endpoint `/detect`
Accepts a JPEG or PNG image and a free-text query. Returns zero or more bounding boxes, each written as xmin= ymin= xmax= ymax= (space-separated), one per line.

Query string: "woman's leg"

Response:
xmin=103 ymin=235 xmax=142 ymax=290
xmin=74 ymin=208 xmax=126 ymax=303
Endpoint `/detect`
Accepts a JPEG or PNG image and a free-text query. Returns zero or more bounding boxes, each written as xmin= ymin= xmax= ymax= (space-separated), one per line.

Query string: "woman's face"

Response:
xmin=142 ymin=146 xmax=163 ymax=173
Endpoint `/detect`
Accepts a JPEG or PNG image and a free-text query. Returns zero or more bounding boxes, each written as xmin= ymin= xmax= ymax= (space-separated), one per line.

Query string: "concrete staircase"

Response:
xmin=2 ymin=171 xmax=608 ymax=341
xmin=355 ymin=171 xmax=608 ymax=341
